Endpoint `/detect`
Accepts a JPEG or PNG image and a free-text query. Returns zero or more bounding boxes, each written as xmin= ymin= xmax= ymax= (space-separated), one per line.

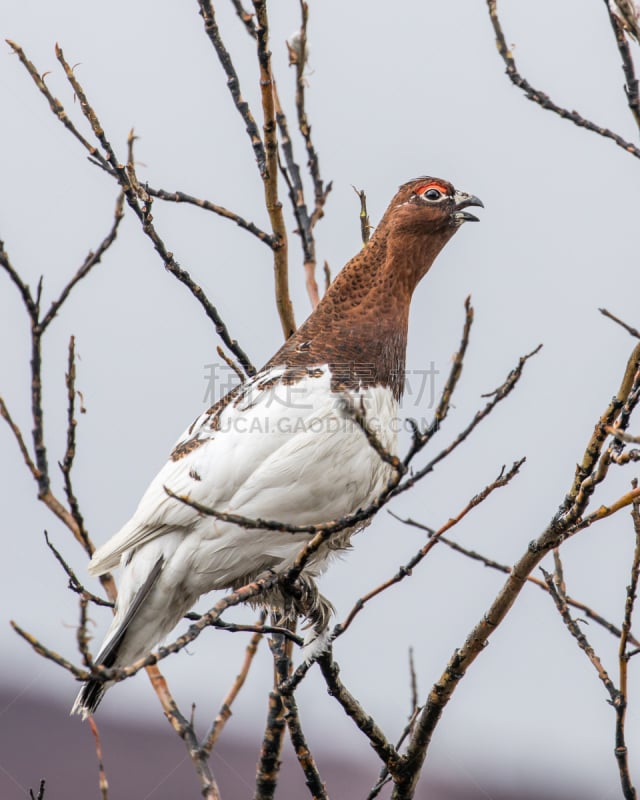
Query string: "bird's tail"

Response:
xmin=71 ymin=556 xmax=164 ymax=719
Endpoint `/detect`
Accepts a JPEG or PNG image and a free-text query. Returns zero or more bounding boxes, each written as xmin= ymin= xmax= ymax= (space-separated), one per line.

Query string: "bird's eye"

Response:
xmin=415 ymin=181 xmax=449 ymax=202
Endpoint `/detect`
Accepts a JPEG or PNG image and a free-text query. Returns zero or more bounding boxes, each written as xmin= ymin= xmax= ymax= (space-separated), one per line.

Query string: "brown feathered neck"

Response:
xmin=267 ymin=181 xmax=460 ymax=399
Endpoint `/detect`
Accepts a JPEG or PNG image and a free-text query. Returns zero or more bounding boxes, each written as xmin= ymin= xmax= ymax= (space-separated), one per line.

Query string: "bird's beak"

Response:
xmin=453 ymin=191 xmax=484 ymax=223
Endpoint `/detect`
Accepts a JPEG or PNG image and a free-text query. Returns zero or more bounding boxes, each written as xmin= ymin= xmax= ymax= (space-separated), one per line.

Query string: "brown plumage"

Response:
xmin=269 ymin=177 xmax=482 ymax=398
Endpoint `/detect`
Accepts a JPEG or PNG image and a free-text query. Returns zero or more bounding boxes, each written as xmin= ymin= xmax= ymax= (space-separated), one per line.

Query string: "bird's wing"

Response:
xmin=88 ymin=366 xmax=393 ymax=575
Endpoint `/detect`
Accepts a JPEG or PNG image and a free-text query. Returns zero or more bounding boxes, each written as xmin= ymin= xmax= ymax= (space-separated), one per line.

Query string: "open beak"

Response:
xmin=453 ymin=191 xmax=484 ymax=223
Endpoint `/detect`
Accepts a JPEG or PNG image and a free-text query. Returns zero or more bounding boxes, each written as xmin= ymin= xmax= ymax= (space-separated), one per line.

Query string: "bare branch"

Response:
xmin=197 ymin=0 xmax=265 ymax=172
xmin=543 ymin=568 xmax=617 ymax=692
xmin=395 ymin=346 xmax=541 ymax=498
xmin=216 ymin=345 xmax=246 ymax=385
xmin=41 ymin=191 xmax=125 ymax=331
xmin=282 ymin=689 xmax=328 ymax=800
xmin=336 ymin=459 xmax=525 ymax=638
xmin=144 ymin=668 xmax=223 ymax=800
xmin=391 ymin=342 xmax=640 ymax=798
xmin=395 ymin=514 xmax=640 ymax=647
xmin=202 ymin=613 xmax=265 ymax=754
xmin=230 ymin=0 xmax=257 ymax=36
xmin=10 ymin=621 xmax=88 ymax=679
xmin=146 ymin=185 xmax=275 ymax=247
xmin=604 ymin=2 xmax=640 ymax=133
xmin=616 ymin=481 xmax=640 ymax=798
xmin=59 ymin=336 xmax=92 ymax=554
xmin=292 ymin=1 xmax=331 ymax=231
xmin=87 ymin=716 xmax=109 ymax=800
xmin=5 ymin=40 xmax=113 ymax=173
xmin=0 ymin=238 xmax=37 ymax=316
xmin=485 ymin=1 xmax=640 ymax=159
xmin=353 ymin=186 xmax=371 ymax=246
xmin=255 ymin=613 xmax=293 ymax=800
xmin=403 ymin=296 xmax=474 ymax=466
xmin=44 ymin=531 xmax=112 ymax=607
xmin=600 ymin=307 xmax=640 ymax=340
xmin=29 ymin=780 xmax=46 ymax=800
xmin=608 ymin=427 xmax=640 ymax=445
xmin=318 ymin=652 xmax=400 ymax=774
xmin=543 ymin=566 xmax=637 ymax=799
xmin=0 ymin=395 xmax=39 ymax=480
xmin=252 ymin=0 xmax=296 ymax=338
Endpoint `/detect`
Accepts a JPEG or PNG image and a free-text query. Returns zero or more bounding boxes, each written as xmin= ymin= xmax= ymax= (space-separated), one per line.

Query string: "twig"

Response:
xmin=41 ymin=191 xmax=125 ymax=330
xmin=275 ymin=107 xmax=319 ymax=309
xmin=197 ymin=0 xmax=266 ymax=173
xmin=198 ymin=0 xmax=295 ymax=337
xmin=29 ymin=780 xmax=45 ymax=800
xmin=617 ymin=482 xmax=640 ymax=798
xmin=0 ymin=394 xmax=39 ymax=480
xmin=390 ymin=341 xmax=640 ymax=799
xmin=318 ymin=652 xmax=400 ymax=774
xmin=542 ymin=569 xmax=618 ymax=693
xmin=252 ymin=0 xmax=296 ymax=338
xmin=197 ymin=616 xmax=302 ymax=645
xmin=282 ymin=689 xmax=328 ymax=800
xmin=408 ymin=648 xmax=418 ymax=724
xmin=1 ymin=227 xmax=117 ymax=595
xmin=608 ymin=427 xmax=640 ymax=445
xmin=353 ymin=186 xmax=371 ymax=245
xmin=14 ymin=42 xmax=255 ymax=377
xmin=342 ymin=396 xmax=406 ymax=473
xmin=283 ymin=0 xmax=332 ymax=309
xmin=393 ymin=514 xmax=640 ymax=647
xmin=59 ymin=336 xmax=91 ymax=554
xmin=323 ymin=260 xmax=331 ymax=292
xmin=145 ymin=185 xmax=274 ymax=247
xmin=600 ymin=308 xmax=640 ymax=340
xmin=145 ymin=669 xmax=222 ymax=800
xmin=335 ymin=460 xmax=525 ymax=638
xmin=202 ymin=614 xmax=265 ymax=754
xmin=604 ymin=2 xmax=640 ymax=133
xmin=403 ymin=297 xmax=474 ymax=465
xmin=89 ymin=573 xmax=282 ymax=684
xmin=552 ymin=548 xmax=566 ymax=597
xmin=44 ymin=531 xmax=112 ymax=607
xmin=367 ymin=706 xmax=422 ymax=800
xmin=543 ymin=566 xmax=637 ymax=799
xmin=293 ymin=0 xmax=331 ymax=232
xmin=88 ymin=716 xmax=109 ymax=800
xmin=76 ymin=594 xmax=95 ymax=671
xmin=10 ymin=621 xmax=88 ymax=679
xmin=255 ymin=613 xmax=293 ymax=800
xmin=395 ymin=347 xmax=540 ymax=498
xmin=230 ymin=0 xmax=257 ymax=36
xmin=216 ymin=346 xmax=246 ymax=385
xmin=485 ymin=0 xmax=640 ymax=159
xmin=5 ymin=40 xmax=113 ymax=174
xmin=272 ymin=615 xmax=329 ymax=800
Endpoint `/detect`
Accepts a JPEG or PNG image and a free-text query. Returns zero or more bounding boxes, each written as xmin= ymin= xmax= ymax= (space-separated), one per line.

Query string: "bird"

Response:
xmin=71 ymin=176 xmax=483 ymax=718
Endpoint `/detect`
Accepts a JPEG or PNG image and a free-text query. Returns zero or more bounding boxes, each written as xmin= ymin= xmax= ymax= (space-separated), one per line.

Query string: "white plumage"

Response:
xmin=73 ymin=366 xmax=396 ymax=717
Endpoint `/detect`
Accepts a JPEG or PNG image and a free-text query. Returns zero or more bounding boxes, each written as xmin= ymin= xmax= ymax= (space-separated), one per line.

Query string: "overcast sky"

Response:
xmin=2 ymin=0 xmax=640 ymax=796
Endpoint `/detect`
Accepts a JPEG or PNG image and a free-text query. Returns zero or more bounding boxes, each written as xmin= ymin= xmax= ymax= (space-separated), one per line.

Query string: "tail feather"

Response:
xmin=71 ymin=556 xmax=165 ymax=719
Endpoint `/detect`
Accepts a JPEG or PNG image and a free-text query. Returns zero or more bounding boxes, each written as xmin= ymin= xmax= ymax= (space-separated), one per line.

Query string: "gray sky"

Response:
xmin=1 ymin=0 xmax=639 ymax=795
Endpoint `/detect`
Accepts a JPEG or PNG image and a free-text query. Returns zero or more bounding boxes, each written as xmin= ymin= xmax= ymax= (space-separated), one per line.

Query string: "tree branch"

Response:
xmin=486 ymin=0 xmax=640 ymax=159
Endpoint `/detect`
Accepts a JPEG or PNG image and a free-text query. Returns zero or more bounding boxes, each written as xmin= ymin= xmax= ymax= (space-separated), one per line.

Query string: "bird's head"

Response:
xmin=386 ymin=176 xmax=484 ymax=236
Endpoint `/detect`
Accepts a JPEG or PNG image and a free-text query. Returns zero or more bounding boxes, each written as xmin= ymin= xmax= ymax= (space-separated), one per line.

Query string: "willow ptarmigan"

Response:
xmin=72 ymin=176 xmax=482 ymax=717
